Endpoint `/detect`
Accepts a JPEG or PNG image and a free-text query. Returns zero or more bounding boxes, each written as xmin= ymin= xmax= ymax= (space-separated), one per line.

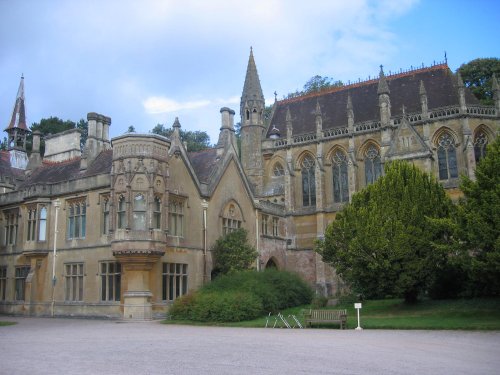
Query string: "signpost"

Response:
xmin=354 ymin=303 xmax=363 ymax=330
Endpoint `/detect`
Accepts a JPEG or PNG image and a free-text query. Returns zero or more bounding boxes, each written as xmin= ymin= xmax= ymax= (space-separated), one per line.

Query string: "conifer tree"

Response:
xmin=317 ymin=161 xmax=453 ymax=303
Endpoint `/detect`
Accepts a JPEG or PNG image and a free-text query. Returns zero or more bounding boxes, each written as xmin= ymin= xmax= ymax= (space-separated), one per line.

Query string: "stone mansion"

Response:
xmin=1 ymin=50 xmax=499 ymax=319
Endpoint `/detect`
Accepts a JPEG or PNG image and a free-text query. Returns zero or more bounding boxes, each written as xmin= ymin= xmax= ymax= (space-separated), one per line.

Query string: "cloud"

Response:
xmin=143 ymin=97 xmax=211 ymax=114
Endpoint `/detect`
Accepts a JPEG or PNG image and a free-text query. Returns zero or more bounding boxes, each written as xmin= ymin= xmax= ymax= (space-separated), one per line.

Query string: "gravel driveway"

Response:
xmin=0 ymin=316 xmax=499 ymax=375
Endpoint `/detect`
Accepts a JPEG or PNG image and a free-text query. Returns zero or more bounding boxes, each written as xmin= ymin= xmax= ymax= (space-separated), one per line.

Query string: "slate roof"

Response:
xmin=267 ymin=64 xmax=481 ymax=137
xmin=19 ymin=150 xmax=113 ymax=187
xmin=188 ymin=148 xmax=220 ymax=184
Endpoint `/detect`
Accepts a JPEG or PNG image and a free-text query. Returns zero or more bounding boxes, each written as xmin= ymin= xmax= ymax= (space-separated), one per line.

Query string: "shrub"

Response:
xmin=169 ymin=269 xmax=313 ymax=322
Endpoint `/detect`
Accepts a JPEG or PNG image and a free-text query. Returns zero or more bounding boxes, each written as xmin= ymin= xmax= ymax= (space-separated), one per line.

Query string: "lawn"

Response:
xmin=0 ymin=321 xmax=16 ymax=327
xmin=164 ymin=297 xmax=500 ymax=330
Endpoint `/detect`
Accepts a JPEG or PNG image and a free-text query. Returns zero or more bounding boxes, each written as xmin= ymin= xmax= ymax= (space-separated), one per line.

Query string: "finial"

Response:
xmin=274 ymin=91 xmax=277 ymax=101
xmin=402 ymin=105 xmax=406 ymax=116
xmin=173 ymin=117 xmax=181 ymax=128
xmin=444 ymin=51 xmax=448 ymax=64
xmin=21 ymin=73 xmax=24 ymax=79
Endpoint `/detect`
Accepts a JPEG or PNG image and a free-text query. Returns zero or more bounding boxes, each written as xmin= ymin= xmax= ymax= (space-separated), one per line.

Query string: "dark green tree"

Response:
xmin=458 ymin=58 xmax=500 ymax=105
xmin=457 ymin=136 xmax=500 ymax=295
xmin=150 ymin=124 xmax=211 ymax=152
xmin=127 ymin=125 xmax=136 ymax=133
xmin=211 ymin=228 xmax=258 ymax=276
xmin=76 ymin=118 xmax=88 ymax=151
xmin=317 ymin=161 xmax=453 ymax=303
xmin=0 ymin=137 xmax=7 ymax=151
xmin=29 ymin=116 xmax=78 ymax=155
xmin=285 ymin=75 xmax=343 ymax=99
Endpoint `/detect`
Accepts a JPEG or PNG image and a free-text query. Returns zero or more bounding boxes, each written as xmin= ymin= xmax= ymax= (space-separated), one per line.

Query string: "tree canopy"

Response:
xmin=284 ymin=75 xmax=343 ymax=99
xmin=317 ymin=161 xmax=453 ymax=303
xmin=211 ymin=228 xmax=258 ymax=277
xmin=458 ymin=58 xmax=500 ymax=106
xmin=151 ymin=124 xmax=211 ymax=152
xmin=29 ymin=116 xmax=88 ymax=154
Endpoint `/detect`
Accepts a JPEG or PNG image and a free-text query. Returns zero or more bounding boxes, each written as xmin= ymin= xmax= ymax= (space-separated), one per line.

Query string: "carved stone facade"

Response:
xmin=1 ymin=53 xmax=499 ymax=319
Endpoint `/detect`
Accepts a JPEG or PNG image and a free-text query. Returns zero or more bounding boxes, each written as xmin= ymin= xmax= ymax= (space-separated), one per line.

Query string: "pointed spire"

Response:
xmin=457 ymin=71 xmax=464 ymax=87
xmin=419 ymin=80 xmax=427 ymax=96
xmin=314 ymin=99 xmax=322 ymax=116
xmin=241 ymin=47 xmax=264 ymax=106
xmin=377 ymin=65 xmax=390 ymax=95
xmin=5 ymin=75 xmax=28 ymax=131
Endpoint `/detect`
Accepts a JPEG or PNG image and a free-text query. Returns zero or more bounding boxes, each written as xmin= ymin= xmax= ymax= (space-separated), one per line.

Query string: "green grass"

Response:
xmin=0 ymin=321 xmax=16 ymax=327
xmin=163 ymin=298 xmax=500 ymax=330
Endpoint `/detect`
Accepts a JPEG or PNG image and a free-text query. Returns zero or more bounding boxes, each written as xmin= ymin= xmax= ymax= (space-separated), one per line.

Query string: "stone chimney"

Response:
xmin=27 ymin=130 xmax=42 ymax=170
xmin=44 ymin=129 xmax=81 ymax=162
xmin=81 ymin=112 xmax=111 ymax=170
xmin=216 ymin=107 xmax=237 ymax=153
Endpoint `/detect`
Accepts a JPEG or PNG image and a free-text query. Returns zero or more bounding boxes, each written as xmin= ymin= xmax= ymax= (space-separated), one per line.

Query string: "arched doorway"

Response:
xmin=265 ymin=258 xmax=278 ymax=269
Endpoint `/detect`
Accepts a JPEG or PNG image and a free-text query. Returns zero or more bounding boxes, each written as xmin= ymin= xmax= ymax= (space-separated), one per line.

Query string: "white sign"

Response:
xmin=354 ymin=303 xmax=362 ymax=309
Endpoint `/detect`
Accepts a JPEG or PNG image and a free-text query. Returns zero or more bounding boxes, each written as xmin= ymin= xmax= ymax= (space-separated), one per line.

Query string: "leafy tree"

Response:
xmin=317 ymin=161 xmax=453 ymax=303
xmin=211 ymin=228 xmax=258 ymax=277
xmin=284 ymin=75 xmax=343 ymax=99
xmin=458 ymin=58 xmax=500 ymax=105
xmin=26 ymin=117 xmax=88 ymax=155
xmin=150 ymin=124 xmax=211 ymax=152
xmin=127 ymin=125 xmax=136 ymax=133
xmin=456 ymin=136 xmax=500 ymax=295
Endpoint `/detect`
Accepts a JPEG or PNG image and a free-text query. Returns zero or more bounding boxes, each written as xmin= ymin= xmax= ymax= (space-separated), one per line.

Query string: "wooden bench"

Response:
xmin=303 ymin=309 xmax=347 ymax=329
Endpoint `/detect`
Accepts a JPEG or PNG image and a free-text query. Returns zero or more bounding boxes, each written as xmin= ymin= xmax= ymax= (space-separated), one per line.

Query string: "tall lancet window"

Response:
xmin=133 ymin=194 xmax=147 ymax=230
xmin=301 ymin=155 xmax=316 ymax=207
xmin=365 ymin=145 xmax=382 ymax=185
xmin=437 ymin=132 xmax=458 ymax=180
xmin=332 ymin=151 xmax=349 ymax=203
xmin=474 ymin=131 xmax=488 ymax=163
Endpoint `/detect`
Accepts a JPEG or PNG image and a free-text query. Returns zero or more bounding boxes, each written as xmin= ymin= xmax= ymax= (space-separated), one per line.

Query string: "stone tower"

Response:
xmin=240 ymin=47 xmax=265 ymax=193
xmin=5 ymin=75 xmax=29 ymax=169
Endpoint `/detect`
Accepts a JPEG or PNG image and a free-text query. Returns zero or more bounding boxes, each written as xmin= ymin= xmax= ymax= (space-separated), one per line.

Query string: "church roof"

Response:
xmin=5 ymin=76 xmax=29 ymax=132
xmin=267 ymin=64 xmax=480 ymax=137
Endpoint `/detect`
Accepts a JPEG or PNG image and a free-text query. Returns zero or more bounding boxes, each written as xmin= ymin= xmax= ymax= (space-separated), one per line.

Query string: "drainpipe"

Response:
xmin=255 ymin=204 xmax=260 ymax=271
xmin=201 ymin=200 xmax=208 ymax=283
xmin=51 ymin=199 xmax=60 ymax=317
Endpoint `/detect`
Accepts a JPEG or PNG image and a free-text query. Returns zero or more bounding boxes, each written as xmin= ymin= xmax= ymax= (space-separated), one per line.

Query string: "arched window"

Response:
xmin=117 ymin=195 xmax=126 ymax=229
xmin=222 ymin=202 xmax=242 ymax=235
xmin=38 ymin=207 xmax=47 ymax=241
xmin=301 ymin=155 xmax=316 ymax=207
xmin=332 ymin=151 xmax=349 ymax=203
xmin=474 ymin=131 xmax=488 ymax=163
xmin=437 ymin=132 xmax=458 ymax=180
xmin=273 ymin=162 xmax=285 ymax=177
xmin=365 ymin=145 xmax=382 ymax=185
xmin=27 ymin=207 xmax=36 ymax=241
xmin=133 ymin=194 xmax=146 ymax=230
xmin=153 ymin=196 xmax=162 ymax=230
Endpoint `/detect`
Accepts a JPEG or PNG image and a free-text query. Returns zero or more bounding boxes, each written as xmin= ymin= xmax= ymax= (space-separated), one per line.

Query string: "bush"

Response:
xmin=169 ymin=269 xmax=313 ymax=322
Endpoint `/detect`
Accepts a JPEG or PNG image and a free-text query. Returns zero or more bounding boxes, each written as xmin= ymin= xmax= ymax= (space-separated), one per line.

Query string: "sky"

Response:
xmin=1 ymin=0 xmax=499 ymax=145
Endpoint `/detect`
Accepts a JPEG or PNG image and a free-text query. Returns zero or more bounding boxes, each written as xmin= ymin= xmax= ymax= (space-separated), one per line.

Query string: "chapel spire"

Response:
xmin=240 ymin=47 xmax=265 ymax=117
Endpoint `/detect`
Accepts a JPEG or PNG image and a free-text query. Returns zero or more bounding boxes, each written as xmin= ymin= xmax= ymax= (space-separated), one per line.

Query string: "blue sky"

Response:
xmin=1 ymin=0 xmax=499 ymax=145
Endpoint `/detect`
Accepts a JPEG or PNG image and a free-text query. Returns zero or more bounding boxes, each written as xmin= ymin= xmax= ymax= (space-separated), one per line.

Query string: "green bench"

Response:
xmin=303 ymin=309 xmax=347 ymax=329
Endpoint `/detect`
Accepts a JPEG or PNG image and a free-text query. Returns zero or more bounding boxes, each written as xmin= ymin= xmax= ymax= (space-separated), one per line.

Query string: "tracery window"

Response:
xmin=365 ymin=145 xmax=382 ymax=185
xmin=474 ymin=131 xmax=488 ymax=163
xmin=27 ymin=207 xmax=37 ymax=241
xmin=4 ymin=210 xmax=18 ymax=246
xmin=222 ymin=203 xmax=242 ymax=235
xmin=133 ymin=194 xmax=146 ymax=230
xmin=332 ymin=151 xmax=349 ymax=203
xmin=169 ymin=198 xmax=184 ymax=237
xmin=437 ymin=132 xmax=458 ymax=180
xmin=67 ymin=201 xmax=86 ymax=239
xmin=261 ymin=214 xmax=269 ymax=235
xmin=301 ymin=155 xmax=316 ymax=207
xmin=273 ymin=162 xmax=285 ymax=177
xmin=117 ymin=195 xmax=126 ymax=229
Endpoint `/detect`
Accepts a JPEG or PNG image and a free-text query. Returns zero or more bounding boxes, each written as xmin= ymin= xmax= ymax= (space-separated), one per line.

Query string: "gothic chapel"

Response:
xmin=1 ymin=50 xmax=499 ymax=319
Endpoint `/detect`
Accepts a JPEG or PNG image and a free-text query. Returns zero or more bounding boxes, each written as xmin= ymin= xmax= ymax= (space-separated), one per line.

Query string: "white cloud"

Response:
xmin=143 ymin=96 xmax=211 ymax=114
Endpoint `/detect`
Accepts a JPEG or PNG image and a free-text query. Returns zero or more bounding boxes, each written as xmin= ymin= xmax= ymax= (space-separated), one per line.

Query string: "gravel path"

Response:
xmin=1 ymin=316 xmax=499 ymax=374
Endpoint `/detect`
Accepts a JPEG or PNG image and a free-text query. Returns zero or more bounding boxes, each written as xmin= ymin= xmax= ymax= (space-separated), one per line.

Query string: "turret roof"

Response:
xmin=5 ymin=76 xmax=29 ymax=132
xmin=241 ymin=47 xmax=264 ymax=109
